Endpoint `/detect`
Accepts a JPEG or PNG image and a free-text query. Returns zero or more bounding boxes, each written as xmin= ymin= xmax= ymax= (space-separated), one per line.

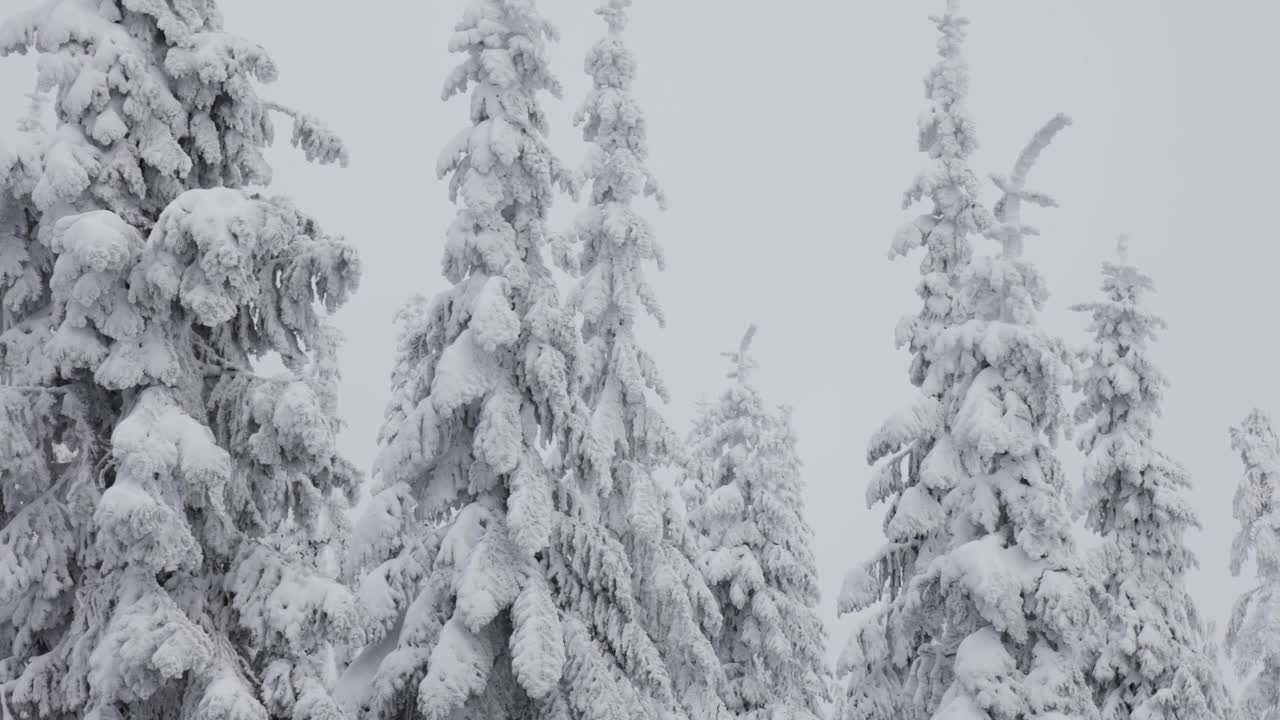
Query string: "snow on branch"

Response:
xmin=723 ymin=323 xmax=759 ymax=382
xmin=266 ymin=101 xmax=350 ymax=167
xmin=989 ymin=113 xmax=1072 ymax=257
xmin=596 ymin=0 xmax=633 ymax=34
xmin=1004 ymin=113 xmax=1072 ymax=199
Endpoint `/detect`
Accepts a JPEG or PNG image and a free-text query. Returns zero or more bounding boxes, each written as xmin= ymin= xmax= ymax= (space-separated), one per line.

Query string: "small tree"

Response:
xmin=683 ymin=326 xmax=831 ymax=720
xmin=1074 ymin=239 xmax=1231 ymax=720
xmin=1227 ymin=410 xmax=1280 ymax=720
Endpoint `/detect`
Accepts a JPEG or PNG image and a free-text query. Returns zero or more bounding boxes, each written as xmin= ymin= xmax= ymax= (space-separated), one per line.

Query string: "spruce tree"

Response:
xmin=347 ymin=1 xmax=586 ymax=718
xmin=683 ymin=326 xmax=830 ymax=720
xmin=0 ymin=3 xmax=360 ymax=719
xmin=918 ymin=115 xmax=1099 ymax=720
xmin=1227 ymin=410 xmax=1280 ymax=720
xmin=1074 ymin=239 xmax=1231 ymax=720
xmin=838 ymin=2 xmax=992 ymax=717
xmin=554 ymin=2 xmax=725 ymax=717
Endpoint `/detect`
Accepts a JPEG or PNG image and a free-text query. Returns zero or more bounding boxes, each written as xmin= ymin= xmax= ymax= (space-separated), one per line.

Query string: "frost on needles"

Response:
xmin=682 ymin=326 xmax=831 ymax=720
xmin=0 ymin=2 xmax=360 ymax=719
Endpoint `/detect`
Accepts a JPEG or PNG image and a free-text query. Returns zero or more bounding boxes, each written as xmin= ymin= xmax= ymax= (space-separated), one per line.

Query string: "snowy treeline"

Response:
xmin=0 ymin=1 xmax=1266 ymax=720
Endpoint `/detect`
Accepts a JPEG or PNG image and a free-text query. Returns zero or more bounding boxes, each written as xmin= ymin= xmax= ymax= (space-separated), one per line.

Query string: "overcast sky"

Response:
xmin=3 ymin=0 xmax=1279 ymax=668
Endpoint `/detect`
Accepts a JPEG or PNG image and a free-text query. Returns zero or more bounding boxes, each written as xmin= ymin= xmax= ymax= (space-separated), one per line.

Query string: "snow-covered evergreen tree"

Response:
xmin=682 ymin=326 xmax=830 ymax=720
xmin=345 ymin=1 xmax=589 ymax=718
xmin=837 ymin=3 xmax=992 ymax=717
xmin=1073 ymin=239 xmax=1231 ymax=720
xmin=1227 ymin=410 xmax=1280 ymax=720
xmin=913 ymin=115 xmax=1099 ymax=720
xmin=555 ymin=2 xmax=728 ymax=718
xmin=0 ymin=3 xmax=360 ymax=719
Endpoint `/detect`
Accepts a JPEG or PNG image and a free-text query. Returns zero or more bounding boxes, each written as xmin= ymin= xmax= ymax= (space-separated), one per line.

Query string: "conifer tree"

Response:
xmin=1074 ymin=239 xmax=1231 ymax=720
xmin=683 ymin=326 xmax=830 ymax=720
xmin=346 ymin=1 xmax=586 ymax=718
xmin=1227 ymin=410 xmax=1280 ymax=720
xmin=553 ymin=1 xmax=725 ymax=717
xmin=916 ymin=115 xmax=1099 ymax=720
xmin=0 ymin=3 xmax=360 ymax=719
xmin=838 ymin=2 xmax=992 ymax=717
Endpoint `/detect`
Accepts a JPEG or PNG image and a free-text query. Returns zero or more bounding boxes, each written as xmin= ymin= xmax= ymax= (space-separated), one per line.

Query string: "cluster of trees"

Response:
xmin=0 ymin=1 xmax=1271 ymax=720
xmin=835 ymin=4 xmax=1265 ymax=720
xmin=0 ymin=1 xmax=828 ymax=719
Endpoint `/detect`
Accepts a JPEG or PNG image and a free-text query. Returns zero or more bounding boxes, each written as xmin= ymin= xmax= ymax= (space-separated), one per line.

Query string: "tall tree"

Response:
xmin=346 ymin=1 xmax=585 ymax=718
xmin=1073 ymin=239 xmax=1231 ymax=720
xmin=917 ymin=115 xmax=1099 ymax=720
xmin=1228 ymin=410 xmax=1280 ymax=720
xmin=683 ymin=326 xmax=831 ymax=720
xmin=838 ymin=2 xmax=992 ymax=717
xmin=0 ymin=2 xmax=360 ymax=719
xmin=554 ymin=1 xmax=725 ymax=718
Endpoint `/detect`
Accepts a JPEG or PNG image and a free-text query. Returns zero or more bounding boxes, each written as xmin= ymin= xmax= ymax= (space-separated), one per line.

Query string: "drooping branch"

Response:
xmin=265 ymin=101 xmax=350 ymax=167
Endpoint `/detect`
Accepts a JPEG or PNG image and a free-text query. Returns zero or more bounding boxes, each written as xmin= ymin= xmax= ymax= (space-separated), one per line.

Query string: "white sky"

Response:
xmin=3 ymin=0 xmax=1279 ymax=668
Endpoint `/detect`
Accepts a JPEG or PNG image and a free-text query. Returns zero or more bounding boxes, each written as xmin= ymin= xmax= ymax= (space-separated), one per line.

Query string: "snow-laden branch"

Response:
xmin=724 ymin=323 xmax=759 ymax=382
xmin=1115 ymin=233 xmax=1130 ymax=262
xmin=597 ymin=0 xmax=633 ymax=34
xmin=990 ymin=113 xmax=1072 ymax=258
xmin=265 ymin=101 xmax=350 ymax=167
